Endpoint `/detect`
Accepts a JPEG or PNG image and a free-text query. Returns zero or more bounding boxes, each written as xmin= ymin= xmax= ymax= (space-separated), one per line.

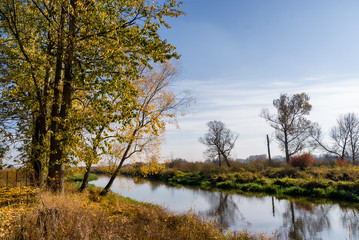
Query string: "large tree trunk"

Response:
xmin=31 ymin=68 xmax=50 ymax=187
xmin=47 ymin=13 xmax=64 ymax=192
xmin=31 ymin=114 xmax=46 ymax=187
xmin=48 ymin=2 xmax=76 ymax=192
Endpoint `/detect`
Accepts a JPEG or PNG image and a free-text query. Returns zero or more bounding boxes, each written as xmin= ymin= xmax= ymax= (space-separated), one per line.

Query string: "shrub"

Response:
xmin=158 ymin=169 xmax=178 ymax=181
xmin=282 ymin=186 xmax=307 ymax=196
xmin=215 ymin=180 xmax=235 ymax=189
xmin=265 ymin=167 xmax=299 ymax=178
xmin=273 ymin=178 xmax=296 ymax=187
xmin=302 ymin=179 xmax=327 ymax=190
xmin=244 ymin=183 xmax=263 ymax=192
xmin=200 ymin=181 xmax=212 ymax=189
xmin=337 ymin=157 xmax=348 ymax=167
xmin=289 ymin=153 xmax=314 ymax=170
xmin=262 ymin=184 xmax=280 ymax=194
xmin=312 ymin=188 xmax=326 ymax=197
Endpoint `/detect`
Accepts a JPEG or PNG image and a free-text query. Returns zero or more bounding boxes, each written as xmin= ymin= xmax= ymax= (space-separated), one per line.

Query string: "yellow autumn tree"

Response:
xmin=0 ymin=0 xmax=184 ymax=192
xmin=100 ymin=61 xmax=192 ymax=196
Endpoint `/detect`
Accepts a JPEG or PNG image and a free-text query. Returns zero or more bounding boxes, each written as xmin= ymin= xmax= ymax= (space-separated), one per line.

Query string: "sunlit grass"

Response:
xmin=0 ymin=184 xmax=271 ymax=240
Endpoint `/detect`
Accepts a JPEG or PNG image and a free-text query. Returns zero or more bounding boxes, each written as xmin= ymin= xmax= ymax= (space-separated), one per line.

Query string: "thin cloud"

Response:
xmin=163 ymin=74 xmax=359 ymax=161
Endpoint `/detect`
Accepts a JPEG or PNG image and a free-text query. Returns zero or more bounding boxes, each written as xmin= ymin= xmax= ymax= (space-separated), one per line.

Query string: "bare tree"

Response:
xmin=345 ymin=113 xmax=359 ymax=162
xmin=310 ymin=113 xmax=359 ymax=162
xmin=199 ymin=120 xmax=238 ymax=167
xmin=260 ymin=93 xmax=312 ymax=163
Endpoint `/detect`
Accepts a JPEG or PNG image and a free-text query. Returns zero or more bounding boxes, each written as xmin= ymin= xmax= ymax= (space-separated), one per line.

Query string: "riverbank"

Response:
xmin=117 ymin=161 xmax=359 ymax=203
xmin=0 ymin=181 xmax=269 ymax=239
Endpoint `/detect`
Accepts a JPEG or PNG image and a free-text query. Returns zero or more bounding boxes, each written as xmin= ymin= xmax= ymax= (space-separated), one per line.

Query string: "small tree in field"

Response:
xmin=199 ymin=121 xmax=238 ymax=167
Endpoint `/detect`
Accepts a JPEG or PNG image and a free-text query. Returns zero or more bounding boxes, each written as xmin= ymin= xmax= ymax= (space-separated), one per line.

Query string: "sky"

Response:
xmin=159 ymin=0 xmax=359 ymax=161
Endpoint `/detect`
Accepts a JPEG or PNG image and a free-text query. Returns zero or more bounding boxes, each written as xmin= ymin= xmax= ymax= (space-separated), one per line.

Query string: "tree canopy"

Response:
xmin=0 ymin=0 xmax=184 ymax=191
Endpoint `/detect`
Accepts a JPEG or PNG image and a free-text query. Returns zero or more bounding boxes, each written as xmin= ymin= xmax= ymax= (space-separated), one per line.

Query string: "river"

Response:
xmin=91 ymin=175 xmax=359 ymax=240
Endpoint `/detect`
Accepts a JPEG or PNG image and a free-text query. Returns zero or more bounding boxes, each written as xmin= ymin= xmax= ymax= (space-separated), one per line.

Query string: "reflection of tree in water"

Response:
xmin=200 ymin=191 xmax=250 ymax=230
xmin=341 ymin=208 xmax=359 ymax=239
xmin=147 ymin=179 xmax=161 ymax=191
xmin=276 ymin=201 xmax=331 ymax=240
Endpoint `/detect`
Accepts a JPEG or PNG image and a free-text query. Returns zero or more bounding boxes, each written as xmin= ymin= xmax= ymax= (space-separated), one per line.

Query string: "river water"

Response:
xmin=91 ymin=176 xmax=359 ymax=240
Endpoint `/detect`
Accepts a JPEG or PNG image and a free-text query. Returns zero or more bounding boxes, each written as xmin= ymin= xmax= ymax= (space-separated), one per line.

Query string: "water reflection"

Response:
xmin=341 ymin=208 xmax=359 ymax=238
xmin=91 ymin=176 xmax=359 ymax=239
xmin=275 ymin=201 xmax=331 ymax=239
xmin=202 ymin=192 xmax=241 ymax=228
xmin=198 ymin=188 xmax=358 ymax=239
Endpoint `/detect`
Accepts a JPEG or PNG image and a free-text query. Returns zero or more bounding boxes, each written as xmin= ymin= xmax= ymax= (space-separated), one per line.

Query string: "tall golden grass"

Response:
xmin=2 ymin=186 xmax=269 ymax=240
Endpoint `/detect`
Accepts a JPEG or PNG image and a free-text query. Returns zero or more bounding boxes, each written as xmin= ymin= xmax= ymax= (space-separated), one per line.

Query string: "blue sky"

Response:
xmin=160 ymin=0 xmax=359 ymax=161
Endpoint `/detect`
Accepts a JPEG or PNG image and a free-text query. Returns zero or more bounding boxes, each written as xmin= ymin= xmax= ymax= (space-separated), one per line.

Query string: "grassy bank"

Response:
xmin=0 ymin=183 xmax=269 ymax=240
xmin=119 ymin=160 xmax=359 ymax=203
xmin=66 ymin=173 xmax=98 ymax=182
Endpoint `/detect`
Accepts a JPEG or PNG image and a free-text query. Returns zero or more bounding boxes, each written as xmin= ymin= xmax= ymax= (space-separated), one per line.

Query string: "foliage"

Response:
xmin=0 ymin=0 xmax=185 ymax=191
xmin=289 ymin=153 xmax=315 ymax=170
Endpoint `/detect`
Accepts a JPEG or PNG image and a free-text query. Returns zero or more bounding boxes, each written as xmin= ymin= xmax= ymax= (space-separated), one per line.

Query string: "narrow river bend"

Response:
xmin=91 ymin=176 xmax=359 ymax=240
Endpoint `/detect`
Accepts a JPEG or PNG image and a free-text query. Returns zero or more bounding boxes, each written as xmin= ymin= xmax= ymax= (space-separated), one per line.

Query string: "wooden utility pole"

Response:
xmin=267 ymin=134 xmax=272 ymax=163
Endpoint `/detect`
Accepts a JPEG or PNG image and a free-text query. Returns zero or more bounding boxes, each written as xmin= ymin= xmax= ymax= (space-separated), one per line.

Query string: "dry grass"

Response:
xmin=2 ymin=186 xmax=270 ymax=240
xmin=0 ymin=169 xmax=31 ymax=188
xmin=0 ymin=186 xmax=39 ymax=238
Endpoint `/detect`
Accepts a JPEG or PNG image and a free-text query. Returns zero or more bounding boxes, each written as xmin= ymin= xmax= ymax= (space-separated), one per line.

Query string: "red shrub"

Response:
xmin=337 ymin=157 xmax=348 ymax=167
xmin=289 ymin=153 xmax=315 ymax=170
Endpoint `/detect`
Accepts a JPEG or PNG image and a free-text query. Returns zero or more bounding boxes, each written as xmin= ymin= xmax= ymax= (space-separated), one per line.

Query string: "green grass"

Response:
xmin=66 ymin=173 xmax=98 ymax=182
xmin=118 ymin=161 xmax=359 ymax=203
